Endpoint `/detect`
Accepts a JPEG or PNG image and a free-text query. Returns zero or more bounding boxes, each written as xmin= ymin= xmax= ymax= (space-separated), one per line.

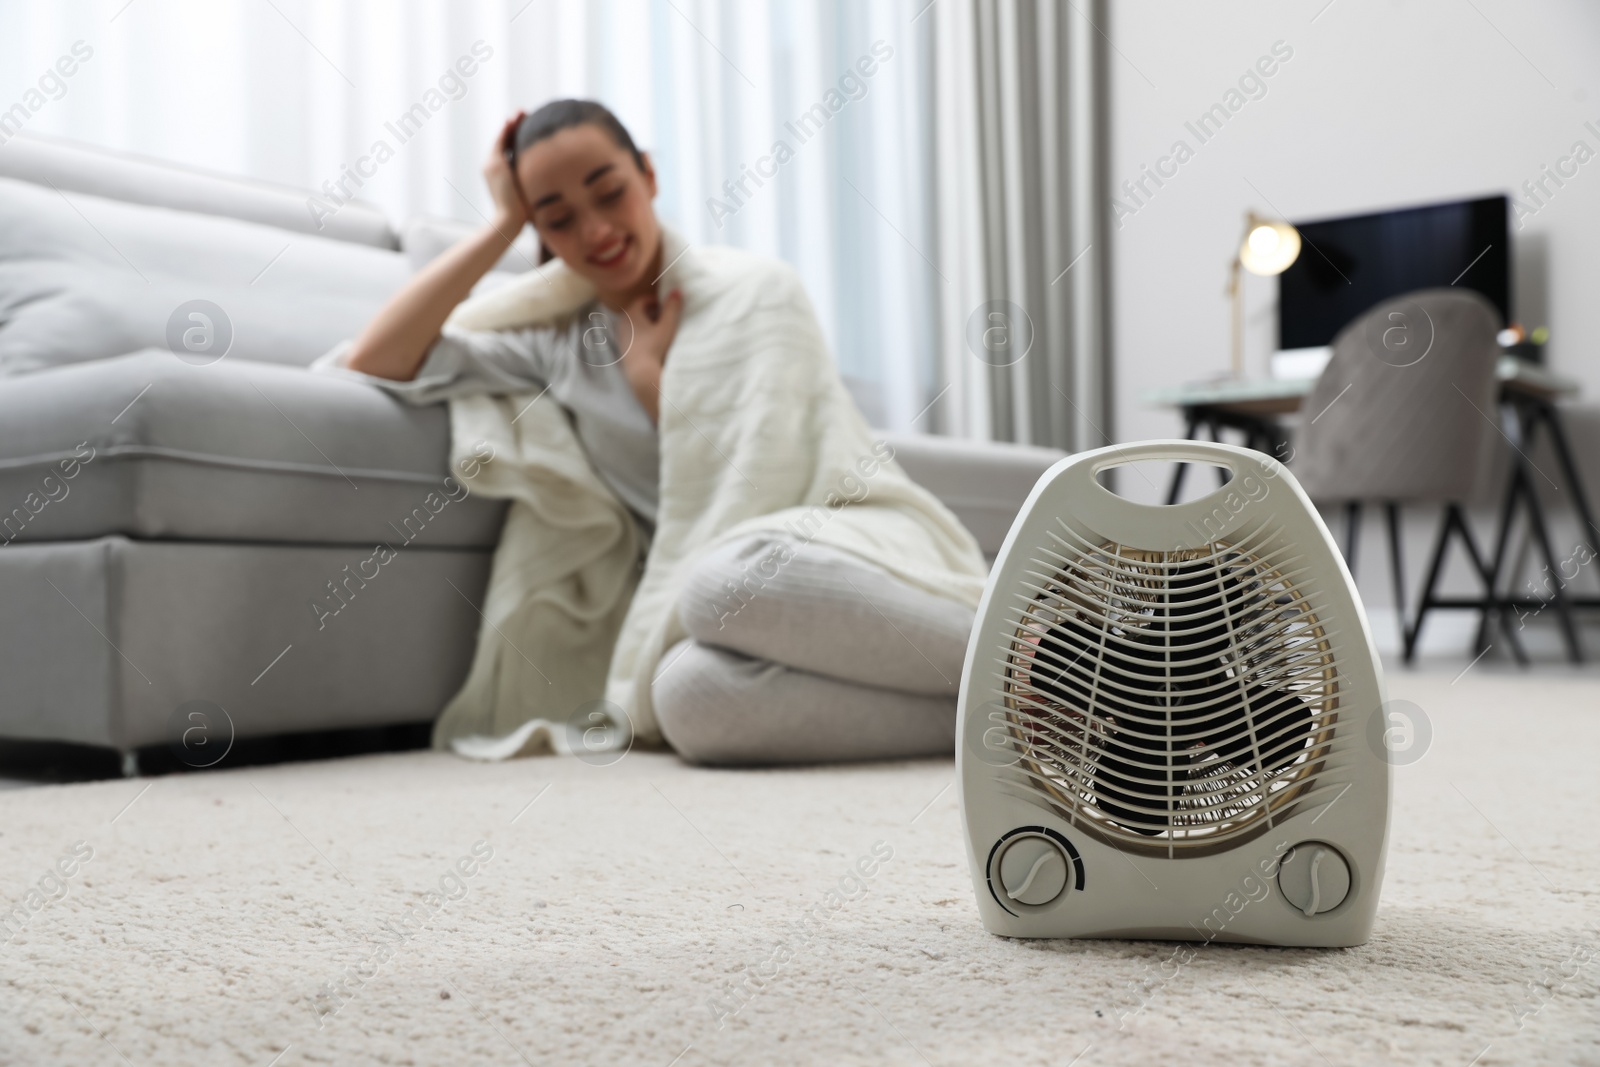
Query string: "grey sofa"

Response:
xmin=0 ymin=132 xmax=1063 ymax=763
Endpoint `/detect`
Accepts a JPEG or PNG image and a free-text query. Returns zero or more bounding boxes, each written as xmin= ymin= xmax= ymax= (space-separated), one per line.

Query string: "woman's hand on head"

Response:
xmin=483 ymin=112 xmax=529 ymax=234
xmin=615 ymin=288 xmax=683 ymax=422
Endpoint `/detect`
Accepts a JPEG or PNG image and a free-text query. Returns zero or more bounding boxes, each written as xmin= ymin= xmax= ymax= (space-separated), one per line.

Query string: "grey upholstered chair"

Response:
xmin=1292 ymin=288 xmax=1502 ymax=661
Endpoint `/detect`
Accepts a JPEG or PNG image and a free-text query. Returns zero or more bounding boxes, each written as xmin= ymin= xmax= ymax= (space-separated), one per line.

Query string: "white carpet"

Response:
xmin=2 ymin=669 xmax=1597 ymax=1066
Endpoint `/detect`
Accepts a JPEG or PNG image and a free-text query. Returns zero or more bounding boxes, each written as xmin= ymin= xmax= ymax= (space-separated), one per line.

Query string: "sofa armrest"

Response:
xmin=879 ymin=432 xmax=1066 ymax=558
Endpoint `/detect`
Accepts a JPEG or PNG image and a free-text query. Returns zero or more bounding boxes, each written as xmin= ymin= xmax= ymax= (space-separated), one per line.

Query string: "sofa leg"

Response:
xmin=120 ymin=750 xmax=140 ymax=778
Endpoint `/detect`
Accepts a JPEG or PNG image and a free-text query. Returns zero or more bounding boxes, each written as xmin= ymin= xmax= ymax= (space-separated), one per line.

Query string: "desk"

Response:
xmin=1146 ymin=358 xmax=1598 ymax=662
xmin=1145 ymin=356 xmax=1578 ymax=430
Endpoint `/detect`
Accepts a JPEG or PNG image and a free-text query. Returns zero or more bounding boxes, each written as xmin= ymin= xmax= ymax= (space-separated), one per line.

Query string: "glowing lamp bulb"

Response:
xmin=1238 ymin=217 xmax=1301 ymax=276
xmin=1248 ymin=225 xmax=1280 ymax=257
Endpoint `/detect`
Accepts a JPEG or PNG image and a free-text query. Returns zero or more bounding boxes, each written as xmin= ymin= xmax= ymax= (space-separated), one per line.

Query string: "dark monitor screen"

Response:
xmin=1277 ymin=195 xmax=1510 ymax=350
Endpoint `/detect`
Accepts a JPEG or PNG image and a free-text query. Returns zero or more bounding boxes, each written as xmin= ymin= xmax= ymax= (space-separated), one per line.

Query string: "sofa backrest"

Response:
xmin=881 ymin=431 xmax=1064 ymax=556
xmin=0 ymin=148 xmax=413 ymax=375
xmin=0 ymin=131 xmax=397 ymax=250
xmin=401 ymin=214 xmax=540 ymax=277
xmin=0 ymin=131 xmax=1059 ymax=551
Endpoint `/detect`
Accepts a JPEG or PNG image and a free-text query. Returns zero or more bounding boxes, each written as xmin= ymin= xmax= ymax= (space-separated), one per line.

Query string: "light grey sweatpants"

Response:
xmin=652 ymin=534 xmax=976 ymax=765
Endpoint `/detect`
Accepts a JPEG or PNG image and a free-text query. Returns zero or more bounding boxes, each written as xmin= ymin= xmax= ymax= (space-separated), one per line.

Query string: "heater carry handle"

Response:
xmin=1056 ymin=439 xmax=1293 ymax=541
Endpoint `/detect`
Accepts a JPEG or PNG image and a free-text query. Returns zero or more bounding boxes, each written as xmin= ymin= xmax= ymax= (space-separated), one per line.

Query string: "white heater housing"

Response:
xmin=957 ymin=441 xmax=1389 ymax=947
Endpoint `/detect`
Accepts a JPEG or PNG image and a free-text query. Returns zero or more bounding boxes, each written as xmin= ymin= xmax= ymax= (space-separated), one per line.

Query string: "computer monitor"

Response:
xmin=1277 ymin=195 xmax=1510 ymax=352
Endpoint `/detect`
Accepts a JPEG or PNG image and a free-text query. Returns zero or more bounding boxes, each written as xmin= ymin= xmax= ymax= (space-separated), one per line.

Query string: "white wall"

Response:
xmin=1107 ymin=0 xmax=1600 ymax=655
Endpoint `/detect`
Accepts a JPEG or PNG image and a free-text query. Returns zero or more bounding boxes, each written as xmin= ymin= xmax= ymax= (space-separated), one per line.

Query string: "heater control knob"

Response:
xmin=1277 ymin=842 xmax=1351 ymax=916
xmin=997 ymin=836 xmax=1070 ymax=907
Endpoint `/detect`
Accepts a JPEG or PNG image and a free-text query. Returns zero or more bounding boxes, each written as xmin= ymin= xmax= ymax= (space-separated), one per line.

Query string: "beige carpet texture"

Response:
xmin=1 ymin=670 xmax=1597 ymax=1066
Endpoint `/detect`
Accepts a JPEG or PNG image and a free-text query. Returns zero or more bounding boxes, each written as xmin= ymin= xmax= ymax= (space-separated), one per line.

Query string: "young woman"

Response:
xmin=327 ymin=99 xmax=985 ymax=765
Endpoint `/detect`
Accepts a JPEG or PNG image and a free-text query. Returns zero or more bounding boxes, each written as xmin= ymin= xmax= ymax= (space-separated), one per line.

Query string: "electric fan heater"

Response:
xmin=956 ymin=441 xmax=1389 ymax=946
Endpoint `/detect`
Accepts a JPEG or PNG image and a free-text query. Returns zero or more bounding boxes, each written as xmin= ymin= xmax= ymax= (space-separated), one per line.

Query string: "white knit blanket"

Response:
xmin=432 ymin=229 xmax=988 ymax=758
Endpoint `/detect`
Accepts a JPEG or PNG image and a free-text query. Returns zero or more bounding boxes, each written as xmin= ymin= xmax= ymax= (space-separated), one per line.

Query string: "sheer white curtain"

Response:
xmin=0 ymin=0 xmax=943 ymax=430
xmin=929 ymin=0 xmax=1110 ymax=449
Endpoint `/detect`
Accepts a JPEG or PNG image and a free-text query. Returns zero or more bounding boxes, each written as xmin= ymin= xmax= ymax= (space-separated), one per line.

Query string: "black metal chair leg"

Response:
xmin=1517 ymin=463 xmax=1585 ymax=663
xmin=1405 ymin=506 xmax=1455 ymax=663
xmin=1477 ymin=460 xmax=1525 ymax=657
xmin=1385 ymin=502 xmax=1407 ymax=652
xmin=1343 ymin=502 xmax=1362 ymax=580
xmin=1453 ymin=502 xmax=1526 ymax=664
xmin=1207 ymin=418 xmax=1230 ymax=488
xmin=1273 ymin=424 xmax=1293 ymax=464
xmin=1537 ymin=398 xmax=1600 ymax=558
xmin=1166 ymin=411 xmax=1200 ymax=505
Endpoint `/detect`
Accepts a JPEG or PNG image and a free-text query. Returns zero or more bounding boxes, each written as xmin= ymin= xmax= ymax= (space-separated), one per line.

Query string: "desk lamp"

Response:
xmin=1229 ymin=213 xmax=1301 ymax=377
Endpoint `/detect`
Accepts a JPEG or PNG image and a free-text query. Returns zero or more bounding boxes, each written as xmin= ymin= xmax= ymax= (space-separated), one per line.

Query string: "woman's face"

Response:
xmin=516 ymin=124 xmax=661 ymax=297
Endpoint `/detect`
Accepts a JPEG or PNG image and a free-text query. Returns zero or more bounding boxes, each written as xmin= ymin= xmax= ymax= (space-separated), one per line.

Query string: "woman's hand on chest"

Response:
xmin=613 ymin=288 xmax=683 ymax=423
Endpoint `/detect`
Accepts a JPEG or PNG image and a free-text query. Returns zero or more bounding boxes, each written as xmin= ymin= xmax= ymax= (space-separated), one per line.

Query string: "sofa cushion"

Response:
xmin=0 ymin=176 xmax=411 ymax=377
xmin=0 ymin=351 xmax=506 ymax=548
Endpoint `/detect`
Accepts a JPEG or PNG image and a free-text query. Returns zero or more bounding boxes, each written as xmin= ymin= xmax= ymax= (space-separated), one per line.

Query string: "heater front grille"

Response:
xmin=991 ymin=519 xmax=1341 ymax=858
